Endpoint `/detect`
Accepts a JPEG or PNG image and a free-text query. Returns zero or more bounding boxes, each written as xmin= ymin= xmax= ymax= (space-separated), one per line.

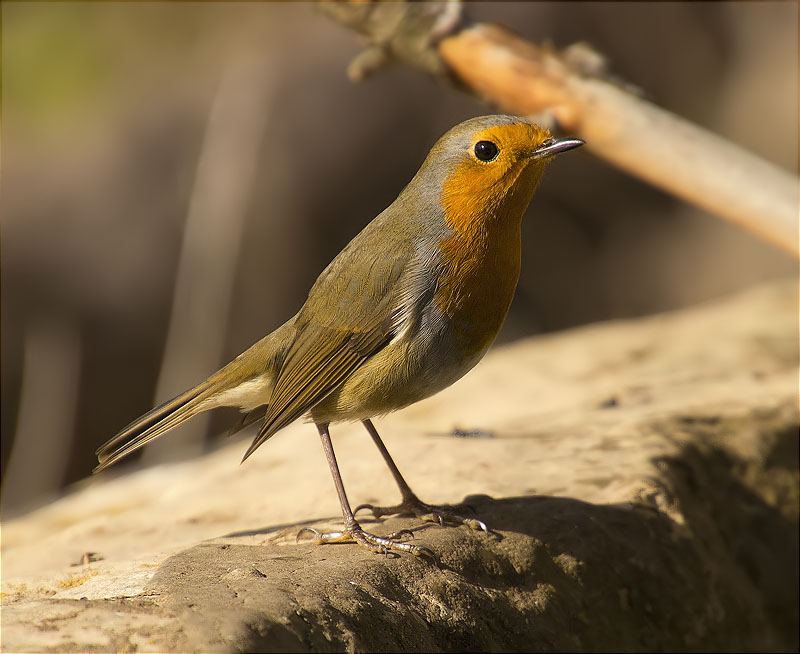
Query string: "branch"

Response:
xmin=320 ymin=2 xmax=799 ymax=258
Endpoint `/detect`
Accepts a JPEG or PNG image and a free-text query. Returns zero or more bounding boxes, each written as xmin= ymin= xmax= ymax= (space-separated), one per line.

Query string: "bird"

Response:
xmin=94 ymin=114 xmax=584 ymax=556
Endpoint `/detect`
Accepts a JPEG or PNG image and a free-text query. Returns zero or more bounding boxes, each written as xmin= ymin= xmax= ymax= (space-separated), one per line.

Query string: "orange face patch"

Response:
xmin=441 ymin=122 xmax=552 ymax=211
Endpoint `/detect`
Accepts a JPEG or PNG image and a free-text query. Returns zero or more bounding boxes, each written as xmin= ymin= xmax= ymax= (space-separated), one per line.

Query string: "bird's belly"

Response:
xmin=311 ymin=242 xmax=521 ymax=425
xmin=310 ymin=306 xmax=497 ymax=424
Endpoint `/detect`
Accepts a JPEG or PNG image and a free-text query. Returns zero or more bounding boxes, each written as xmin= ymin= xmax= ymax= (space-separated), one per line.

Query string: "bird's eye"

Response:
xmin=474 ymin=140 xmax=499 ymax=162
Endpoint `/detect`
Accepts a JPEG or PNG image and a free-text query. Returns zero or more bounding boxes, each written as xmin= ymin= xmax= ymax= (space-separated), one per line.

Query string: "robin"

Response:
xmin=95 ymin=114 xmax=584 ymax=556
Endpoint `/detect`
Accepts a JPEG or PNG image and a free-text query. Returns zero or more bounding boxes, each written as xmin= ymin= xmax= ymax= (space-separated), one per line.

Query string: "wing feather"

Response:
xmin=239 ymin=206 xmax=446 ymax=462
xmin=240 ymin=322 xmax=392 ymax=461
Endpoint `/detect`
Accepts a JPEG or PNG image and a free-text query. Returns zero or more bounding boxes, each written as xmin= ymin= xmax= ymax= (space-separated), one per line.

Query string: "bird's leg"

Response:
xmin=296 ymin=423 xmax=432 ymax=557
xmin=354 ymin=419 xmax=487 ymax=532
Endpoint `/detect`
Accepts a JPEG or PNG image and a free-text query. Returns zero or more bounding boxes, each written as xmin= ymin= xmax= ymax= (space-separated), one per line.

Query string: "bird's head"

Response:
xmin=413 ymin=115 xmax=583 ymax=228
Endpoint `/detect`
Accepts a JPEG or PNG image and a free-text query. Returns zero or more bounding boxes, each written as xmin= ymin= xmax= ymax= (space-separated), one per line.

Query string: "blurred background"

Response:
xmin=2 ymin=2 xmax=797 ymax=517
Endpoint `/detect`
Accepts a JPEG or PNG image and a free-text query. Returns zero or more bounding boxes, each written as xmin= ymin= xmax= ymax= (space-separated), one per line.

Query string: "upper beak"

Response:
xmin=528 ymin=137 xmax=585 ymax=160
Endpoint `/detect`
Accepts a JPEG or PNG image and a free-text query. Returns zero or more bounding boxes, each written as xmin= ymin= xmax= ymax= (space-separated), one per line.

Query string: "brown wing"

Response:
xmin=239 ymin=217 xmax=422 ymax=462
xmin=239 ymin=311 xmax=394 ymax=462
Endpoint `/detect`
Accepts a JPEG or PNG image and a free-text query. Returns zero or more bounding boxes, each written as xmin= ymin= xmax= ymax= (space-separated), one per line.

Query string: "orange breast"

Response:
xmin=435 ymin=157 xmax=545 ymax=357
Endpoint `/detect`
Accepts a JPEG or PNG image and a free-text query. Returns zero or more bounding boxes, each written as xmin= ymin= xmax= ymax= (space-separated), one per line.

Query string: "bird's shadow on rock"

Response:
xmin=211 ymin=492 xmax=674 ymax=571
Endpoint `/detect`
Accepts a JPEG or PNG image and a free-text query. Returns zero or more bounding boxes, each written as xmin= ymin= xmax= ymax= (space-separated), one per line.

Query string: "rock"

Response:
xmin=2 ymin=279 xmax=797 ymax=652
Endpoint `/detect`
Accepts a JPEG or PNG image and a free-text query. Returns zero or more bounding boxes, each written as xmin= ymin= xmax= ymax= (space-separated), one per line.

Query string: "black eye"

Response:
xmin=474 ymin=140 xmax=499 ymax=162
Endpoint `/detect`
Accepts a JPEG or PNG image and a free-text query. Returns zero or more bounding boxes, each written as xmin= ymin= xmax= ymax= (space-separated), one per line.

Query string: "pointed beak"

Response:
xmin=528 ymin=137 xmax=585 ymax=160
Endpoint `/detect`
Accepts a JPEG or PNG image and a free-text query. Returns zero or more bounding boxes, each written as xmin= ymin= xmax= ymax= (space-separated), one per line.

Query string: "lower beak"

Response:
xmin=528 ymin=137 xmax=585 ymax=160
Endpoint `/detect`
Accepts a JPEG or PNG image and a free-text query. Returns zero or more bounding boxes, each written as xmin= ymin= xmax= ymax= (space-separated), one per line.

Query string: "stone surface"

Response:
xmin=2 ymin=279 xmax=798 ymax=652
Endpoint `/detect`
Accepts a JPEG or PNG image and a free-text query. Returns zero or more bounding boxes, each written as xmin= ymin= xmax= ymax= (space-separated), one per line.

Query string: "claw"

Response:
xmin=419 ymin=512 xmax=445 ymax=527
xmin=296 ymin=527 xmax=320 ymax=544
xmin=296 ymin=527 xmax=349 ymax=544
xmin=351 ymin=495 xmax=489 ymax=535
xmin=385 ymin=528 xmax=415 ymax=541
xmin=413 ymin=545 xmax=435 ymax=559
xmin=464 ymin=518 xmax=488 ymax=533
xmin=294 ymin=523 xmax=432 ymax=557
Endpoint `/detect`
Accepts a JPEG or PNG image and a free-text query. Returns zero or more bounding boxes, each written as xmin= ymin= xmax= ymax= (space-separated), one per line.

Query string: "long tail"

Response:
xmin=94 ymin=317 xmax=295 ymax=473
xmin=93 ymin=380 xmax=223 ymax=473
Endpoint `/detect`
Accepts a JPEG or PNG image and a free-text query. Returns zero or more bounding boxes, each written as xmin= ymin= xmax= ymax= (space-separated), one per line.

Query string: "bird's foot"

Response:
xmin=355 ymin=494 xmax=488 ymax=532
xmin=296 ymin=521 xmax=433 ymax=558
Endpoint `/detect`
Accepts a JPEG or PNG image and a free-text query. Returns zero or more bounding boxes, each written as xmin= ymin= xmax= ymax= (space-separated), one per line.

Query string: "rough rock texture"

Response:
xmin=2 ymin=279 xmax=798 ymax=652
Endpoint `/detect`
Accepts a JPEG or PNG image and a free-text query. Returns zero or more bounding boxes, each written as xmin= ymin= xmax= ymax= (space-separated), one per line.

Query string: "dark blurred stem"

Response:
xmin=3 ymin=319 xmax=81 ymax=515
xmin=142 ymin=50 xmax=276 ymax=464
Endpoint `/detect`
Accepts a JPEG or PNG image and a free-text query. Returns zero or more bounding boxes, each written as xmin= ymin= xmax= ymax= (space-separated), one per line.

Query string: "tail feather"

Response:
xmin=94 ymin=317 xmax=295 ymax=474
xmin=93 ymin=381 xmax=219 ymax=473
